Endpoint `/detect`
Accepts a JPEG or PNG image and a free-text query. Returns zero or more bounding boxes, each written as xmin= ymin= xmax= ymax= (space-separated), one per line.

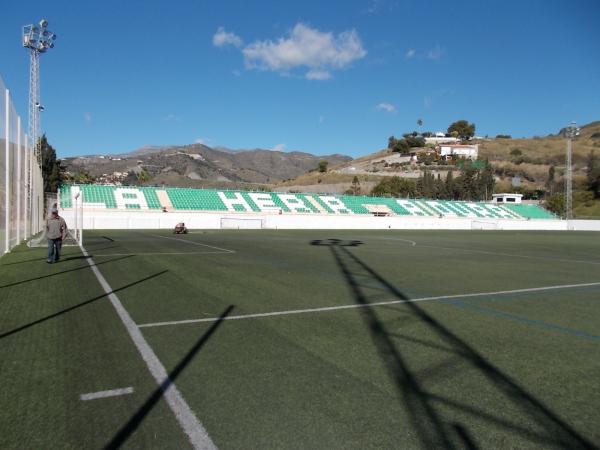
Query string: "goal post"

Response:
xmin=220 ymin=217 xmax=265 ymax=230
xmin=470 ymin=219 xmax=499 ymax=230
xmin=27 ymin=190 xmax=82 ymax=247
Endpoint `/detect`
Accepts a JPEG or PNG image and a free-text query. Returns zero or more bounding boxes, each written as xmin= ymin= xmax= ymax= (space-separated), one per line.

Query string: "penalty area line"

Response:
xmin=80 ymin=244 xmax=216 ymax=450
xmin=80 ymin=387 xmax=134 ymax=401
xmin=138 ymin=280 xmax=600 ymax=329
xmin=92 ymin=251 xmax=233 ymax=256
xmin=151 ymin=234 xmax=235 ymax=253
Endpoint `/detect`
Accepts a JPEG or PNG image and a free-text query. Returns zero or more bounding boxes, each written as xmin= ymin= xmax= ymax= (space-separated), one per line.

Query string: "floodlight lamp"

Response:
xmin=39 ymin=19 xmax=48 ymax=28
xmin=32 ymin=26 xmax=39 ymax=33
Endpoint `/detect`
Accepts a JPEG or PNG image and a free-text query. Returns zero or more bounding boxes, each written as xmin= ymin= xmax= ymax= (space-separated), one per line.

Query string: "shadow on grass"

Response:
xmin=105 ymin=305 xmax=234 ymax=449
xmin=312 ymin=238 xmax=596 ymax=450
xmin=0 ymin=270 xmax=168 ymax=340
xmin=0 ymin=255 xmax=133 ymax=289
xmin=0 ymin=245 xmax=124 ymax=267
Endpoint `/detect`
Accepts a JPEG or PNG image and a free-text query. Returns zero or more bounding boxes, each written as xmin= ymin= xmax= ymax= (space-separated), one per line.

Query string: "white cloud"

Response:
xmin=240 ymin=23 xmax=366 ymax=79
xmin=163 ymin=114 xmax=180 ymax=122
xmin=363 ymin=0 xmax=399 ymax=15
xmin=272 ymin=143 xmax=286 ymax=152
xmin=405 ymin=48 xmax=415 ymax=59
xmin=83 ymin=112 xmax=92 ymax=124
xmin=306 ymin=69 xmax=332 ymax=80
xmin=213 ymin=27 xmax=243 ymax=48
xmin=426 ymin=44 xmax=445 ymax=61
xmin=376 ymin=102 xmax=396 ymax=113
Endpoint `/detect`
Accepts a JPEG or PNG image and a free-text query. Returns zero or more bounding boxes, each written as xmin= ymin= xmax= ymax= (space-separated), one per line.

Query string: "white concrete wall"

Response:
xmin=567 ymin=220 xmax=600 ymax=231
xmin=55 ymin=209 xmax=600 ymax=231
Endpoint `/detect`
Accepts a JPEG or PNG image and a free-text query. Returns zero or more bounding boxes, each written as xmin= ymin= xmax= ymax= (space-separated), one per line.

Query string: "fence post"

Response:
xmin=4 ymin=89 xmax=10 ymax=253
xmin=24 ymin=136 xmax=29 ymax=239
xmin=16 ymin=116 xmax=21 ymax=244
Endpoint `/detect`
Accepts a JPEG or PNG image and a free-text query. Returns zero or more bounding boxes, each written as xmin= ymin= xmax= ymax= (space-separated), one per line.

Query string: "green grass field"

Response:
xmin=1 ymin=229 xmax=599 ymax=449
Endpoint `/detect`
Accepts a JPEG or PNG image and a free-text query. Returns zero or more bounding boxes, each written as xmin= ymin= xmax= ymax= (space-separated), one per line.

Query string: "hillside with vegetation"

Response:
xmin=274 ymin=120 xmax=600 ymax=218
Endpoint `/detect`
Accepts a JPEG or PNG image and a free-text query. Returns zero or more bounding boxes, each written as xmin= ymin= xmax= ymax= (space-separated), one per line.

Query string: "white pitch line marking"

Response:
xmin=152 ymin=234 xmax=235 ymax=253
xmin=92 ymin=251 xmax=233 ymax=256
xmin=369 ymin=237 xmax=600 ymax=266
xmin=138 ymin=280 xmax=600 ymax=329
xmin=80 ymin=244 xmax=216 ymax=450
xmin=80 ymin=387 xmax=134 ymax=401
xmin=418 ymin=244 xmax=600 ymax=266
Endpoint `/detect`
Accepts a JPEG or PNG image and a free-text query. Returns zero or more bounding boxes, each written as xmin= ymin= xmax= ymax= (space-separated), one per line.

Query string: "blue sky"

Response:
xmin=1 ymin=0 xmax=599 ymax=158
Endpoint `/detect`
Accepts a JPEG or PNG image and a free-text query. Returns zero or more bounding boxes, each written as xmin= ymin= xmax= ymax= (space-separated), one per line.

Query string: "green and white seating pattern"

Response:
xmin=59 ymin=184 xmax=556 ymax=220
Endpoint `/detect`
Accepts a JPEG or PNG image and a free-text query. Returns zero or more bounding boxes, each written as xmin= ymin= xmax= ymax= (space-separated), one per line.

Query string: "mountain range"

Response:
xmin=61 ymin=144 xmax=352 ymax=188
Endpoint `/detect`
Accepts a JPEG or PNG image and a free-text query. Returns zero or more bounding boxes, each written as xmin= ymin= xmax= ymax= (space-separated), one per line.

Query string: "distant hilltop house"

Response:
xmin=424 ymin=132 xmax=460 ymax=145
xmin=491 ymin=193 xmax=523 ymax=204
xmin=439 ymin=144 xmax=479 ymax=160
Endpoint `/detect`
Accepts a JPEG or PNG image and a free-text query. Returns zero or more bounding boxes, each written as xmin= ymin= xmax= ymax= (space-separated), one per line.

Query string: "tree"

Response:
xmin=404 ymin=136 xmax=426 ymax=148
xmin=417 ymin=170 xmax=436 ymax=198
xmin=39 ymin=134 xmax=62 ymax=193
xmin=447 ymin=120 xmax=476 ymax=140
xmin=586 ymin=151 xmax=600 ymax=198
xmin=478 ymin=159 xmax=495 ymax=200
xmin=455 ymin=161 xmax=480 ymax=200
xmin=137 ymin=169 xmax=151 ymax=182
xmin=545 ymin=193 xmax=565 ymax=217
xmin=434 ymin=173 xmax=447 ymax=199
xmin=318 ymin=160 xmax=329 ymax=173
xmin=371 ymin=176 xmax=416 ymax=197
xmin=348 ymin=176 xmax=361 ymax=195
xmin=445 ymin=170 xmax=456 ymax=199
xmin=546 ymin=165 xmax=556 ymax=196
xmin=391 ymin=139 xmax=410 ymax=154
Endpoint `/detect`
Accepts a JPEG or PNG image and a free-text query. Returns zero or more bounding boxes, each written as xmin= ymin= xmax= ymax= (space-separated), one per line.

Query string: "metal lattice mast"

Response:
xmin=23 ymin=19 xmax=56 ymax=158
xmin=28 ymin=49 xmax=40 ymax=155
xmin=564 ymin=122 xmax=580 ymax=221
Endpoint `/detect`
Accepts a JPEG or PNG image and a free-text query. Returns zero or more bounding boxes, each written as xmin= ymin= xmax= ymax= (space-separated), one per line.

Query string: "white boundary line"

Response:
xmin=419 ymin=244 xmax=600 ymax=266
xmin=80 ymin=387 xmax=134 ymax=401
xmin=93 ymin=251 xmax=233 ymax=256
xmin=368 ymin=236 xmax=600 ymax=266
xmin=80 ymin=244 xmax=216 ymax=450
xmin=138 ymin=281 xmax=600 ymax=329
xmin=152 ymin=234 xmax=235 ymax=253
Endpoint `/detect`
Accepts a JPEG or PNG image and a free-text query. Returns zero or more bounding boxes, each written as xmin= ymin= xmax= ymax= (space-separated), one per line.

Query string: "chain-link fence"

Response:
xmin=1 ymin=75 xmax=44 ymax=254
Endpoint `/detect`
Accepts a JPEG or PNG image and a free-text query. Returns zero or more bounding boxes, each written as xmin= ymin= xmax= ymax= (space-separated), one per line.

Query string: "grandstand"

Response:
xmin=58 ymin=184 xmax=558 ymax=232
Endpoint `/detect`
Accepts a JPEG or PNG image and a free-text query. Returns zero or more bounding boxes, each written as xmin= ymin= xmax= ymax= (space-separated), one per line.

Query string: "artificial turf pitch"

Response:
xmin=1 ymin=229 xmax=599 ymax=449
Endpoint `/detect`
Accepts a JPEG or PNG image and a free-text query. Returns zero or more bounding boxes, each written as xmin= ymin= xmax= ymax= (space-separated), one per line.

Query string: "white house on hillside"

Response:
xmin=425 ymin=136 xmax=460 ymax=144
xmin=491 ymin=193 xmax=522 ymax=204
xmin=439 ymin=144 xmax=478 ymax=160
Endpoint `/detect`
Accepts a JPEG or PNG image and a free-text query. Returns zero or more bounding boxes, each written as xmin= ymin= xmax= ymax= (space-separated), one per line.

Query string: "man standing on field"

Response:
xmin=46 ymin=207 xmax=67 ymax=263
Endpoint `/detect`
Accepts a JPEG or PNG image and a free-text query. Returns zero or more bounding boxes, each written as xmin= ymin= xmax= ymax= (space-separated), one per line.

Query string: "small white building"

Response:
xmin=425 ymin=136 xmax=460 ymax=145
xmin=491 ymin=193 xmax=523 ymax=204
xmin=439 ymin=144 xmax=479 ymax=160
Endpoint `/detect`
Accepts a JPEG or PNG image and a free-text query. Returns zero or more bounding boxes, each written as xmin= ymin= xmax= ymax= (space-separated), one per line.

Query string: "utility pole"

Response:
xmin=564 ymin=122 xmax=579 ymax=221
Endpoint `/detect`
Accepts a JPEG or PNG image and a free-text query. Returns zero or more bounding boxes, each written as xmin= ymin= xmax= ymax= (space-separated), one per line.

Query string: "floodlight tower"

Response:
xmin=564 ymin=122 xmax=580 ymax=221
xmin=22 ymin=19 xmax=56 ymax=157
